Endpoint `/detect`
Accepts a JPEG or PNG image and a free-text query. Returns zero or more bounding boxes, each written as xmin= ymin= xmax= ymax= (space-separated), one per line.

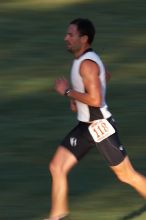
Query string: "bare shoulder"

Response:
xmin=80 ymin=59 xmax=99 ymax=77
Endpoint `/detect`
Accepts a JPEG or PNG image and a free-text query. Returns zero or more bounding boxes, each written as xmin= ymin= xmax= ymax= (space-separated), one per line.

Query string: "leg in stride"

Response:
xmin=49 ymin=146 xmax=78 ymax=218
xmin=111 ymin=156 xmax=146 ymax=199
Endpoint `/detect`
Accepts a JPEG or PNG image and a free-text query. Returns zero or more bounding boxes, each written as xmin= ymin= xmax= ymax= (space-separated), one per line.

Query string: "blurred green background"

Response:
xmin=0 ymin=0 xmax=146 ymax=219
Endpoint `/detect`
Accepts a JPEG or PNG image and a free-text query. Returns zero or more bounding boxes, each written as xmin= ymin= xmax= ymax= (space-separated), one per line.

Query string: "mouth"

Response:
xmin=65 ymin=42 xmax=73 ymax=52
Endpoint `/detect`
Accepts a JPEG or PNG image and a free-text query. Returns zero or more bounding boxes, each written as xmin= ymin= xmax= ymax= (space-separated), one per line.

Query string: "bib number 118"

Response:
xmin=88 ymin=119 xmax=115 ymax=143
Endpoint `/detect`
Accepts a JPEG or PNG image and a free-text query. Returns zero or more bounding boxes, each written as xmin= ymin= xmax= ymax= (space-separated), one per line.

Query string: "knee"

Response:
xmin=115 ymin=171 xmax=129 ymax=184
xmin=49 ymin=160 xmax=67 ymax=177
xmin=114 ymin=170 xmax=137 ymax=185
xmin=49 ymin=160 xmax=60 ymax=176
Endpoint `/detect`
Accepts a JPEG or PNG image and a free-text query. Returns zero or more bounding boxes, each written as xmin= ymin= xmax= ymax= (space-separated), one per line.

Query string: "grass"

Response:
xmin=0 ymin=0 xmax=146 ymax=219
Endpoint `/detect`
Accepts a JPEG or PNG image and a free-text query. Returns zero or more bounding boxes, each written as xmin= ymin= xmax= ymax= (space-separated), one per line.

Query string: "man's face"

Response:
xmin=64 ymin=24 xmax=82 ymax=54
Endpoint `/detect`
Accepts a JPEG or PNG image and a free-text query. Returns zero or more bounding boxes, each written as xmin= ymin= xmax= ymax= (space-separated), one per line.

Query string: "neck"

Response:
xmin=74 ymin=45 xmax=91 ymax=58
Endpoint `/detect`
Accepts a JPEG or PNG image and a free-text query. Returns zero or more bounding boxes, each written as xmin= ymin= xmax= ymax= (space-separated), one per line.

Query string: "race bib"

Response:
xmin=88 ymin=119 xmax=115 ymax=143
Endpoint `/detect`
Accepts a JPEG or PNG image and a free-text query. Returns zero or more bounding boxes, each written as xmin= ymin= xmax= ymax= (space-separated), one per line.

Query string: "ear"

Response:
xmin=81 ymin=35 xmax=88 ymax=44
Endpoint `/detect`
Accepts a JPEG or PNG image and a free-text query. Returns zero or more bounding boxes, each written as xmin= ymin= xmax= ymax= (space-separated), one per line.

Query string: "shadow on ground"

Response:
xmin=120 ymin=204 xmax=146 ymax=220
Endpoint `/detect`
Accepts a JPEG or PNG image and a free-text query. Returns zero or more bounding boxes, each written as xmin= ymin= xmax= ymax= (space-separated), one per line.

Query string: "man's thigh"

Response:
xmin=60 ymin=122 xmax=95 ymax=161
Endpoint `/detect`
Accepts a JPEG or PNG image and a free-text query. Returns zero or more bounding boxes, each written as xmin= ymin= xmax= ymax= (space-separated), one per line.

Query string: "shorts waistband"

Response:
xmin=79 ymin=116 xmax=113 ymax=125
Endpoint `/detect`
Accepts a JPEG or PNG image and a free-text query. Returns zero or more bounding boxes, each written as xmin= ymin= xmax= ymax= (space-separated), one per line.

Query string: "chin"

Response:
xmin=67 ymin=48 xmax=73 ymax=53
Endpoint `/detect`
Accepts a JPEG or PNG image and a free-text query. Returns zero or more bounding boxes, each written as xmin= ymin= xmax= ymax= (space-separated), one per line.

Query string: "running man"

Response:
xmin=45 ymin=18 xmax=146 ymax=220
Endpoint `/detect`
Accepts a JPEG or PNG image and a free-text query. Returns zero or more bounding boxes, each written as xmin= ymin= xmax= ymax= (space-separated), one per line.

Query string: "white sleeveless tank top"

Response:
xmin=70 ymin=50 xmax=112 ymax=122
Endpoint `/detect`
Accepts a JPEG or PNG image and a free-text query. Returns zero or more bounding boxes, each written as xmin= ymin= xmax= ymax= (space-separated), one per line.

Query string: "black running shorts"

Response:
xmin=61 ymin=117 xmax=127 ymax=166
